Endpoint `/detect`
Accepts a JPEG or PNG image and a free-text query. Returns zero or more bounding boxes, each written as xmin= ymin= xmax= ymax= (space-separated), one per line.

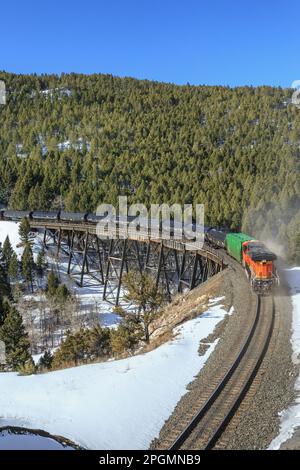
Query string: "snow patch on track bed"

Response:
xmin=0 ymin=303 xmax=228 ymax=450
xmin=269 ymin=267 xmax=300 ymax=449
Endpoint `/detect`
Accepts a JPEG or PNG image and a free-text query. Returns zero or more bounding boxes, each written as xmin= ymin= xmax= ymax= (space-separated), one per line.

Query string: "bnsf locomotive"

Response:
xmin=206 ymin=228 xmax=278 ymax=295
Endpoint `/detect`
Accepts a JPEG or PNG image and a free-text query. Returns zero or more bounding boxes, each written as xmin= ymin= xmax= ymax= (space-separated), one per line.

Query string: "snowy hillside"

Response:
xmin=0 ymin=301 xmax=229 ymax=450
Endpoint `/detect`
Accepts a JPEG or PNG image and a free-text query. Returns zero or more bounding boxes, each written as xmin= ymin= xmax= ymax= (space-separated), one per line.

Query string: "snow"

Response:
xmin=0 ymin=221 xmax=121 ymax=333
xmin=38 ymin=138 xmax=91 ymax=155
xmin=0 ymin=303 xmax=230 ymax=450
xmin=15 ymin=144 xmax=28 ymax=158
xmin=0 ymin=219 xmax=234 ymax=449
xmin=269 ymin=267 xmax=300 ymax=449
xmin=32 ymin=347 xmax=59 ymax=365
xmin=209 ymin=296 xmax=225 ymax=304
xmin=0 ymin=221 xmax=23 ymax=259
xmin=228 ymin=306 xmax=235 ymax=316
xmin=41 ymin=88 xmax=72 ymax=98
xmin=57 ymin=138 xmax=90 ymax=152
xmin=57 ymin=140 xmax=72 ymax=151
xmin=31 ymin=88 xmax=72 ymax=99
xmin=32 ymin=353 xmax=44 ymax=365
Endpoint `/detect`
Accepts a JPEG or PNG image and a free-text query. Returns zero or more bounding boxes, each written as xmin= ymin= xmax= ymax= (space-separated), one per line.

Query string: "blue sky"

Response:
xmin=0 ymin=0 xmax=299 ymax=87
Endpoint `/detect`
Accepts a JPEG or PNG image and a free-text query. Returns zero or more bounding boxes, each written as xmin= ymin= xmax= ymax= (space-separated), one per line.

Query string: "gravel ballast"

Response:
xmin=151 ymin=260 xmax=297 ymax=450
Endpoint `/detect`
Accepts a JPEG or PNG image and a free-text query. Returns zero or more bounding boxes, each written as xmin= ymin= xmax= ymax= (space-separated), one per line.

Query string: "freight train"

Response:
xmin=0 ymin=210 xmax=196 ymax=237
xmin=0 ymin=210 xmax=278 ymax=294
xmin=206 ymin=228 xmax=279 ymax=294
xmin=0 ymin=209 xmax=104 ymax=224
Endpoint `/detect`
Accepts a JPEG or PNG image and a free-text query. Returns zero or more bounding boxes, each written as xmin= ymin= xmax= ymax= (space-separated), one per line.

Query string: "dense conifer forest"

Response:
xmin=0 ymin=72 xmax=299 ymax=260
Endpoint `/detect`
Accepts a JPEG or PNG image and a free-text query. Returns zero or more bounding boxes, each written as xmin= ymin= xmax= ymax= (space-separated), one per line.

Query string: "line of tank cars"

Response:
xmin=0 ymin=210 xmax=278 ymax=294
xmin=0 ymin=209 xmax=104 ymax=224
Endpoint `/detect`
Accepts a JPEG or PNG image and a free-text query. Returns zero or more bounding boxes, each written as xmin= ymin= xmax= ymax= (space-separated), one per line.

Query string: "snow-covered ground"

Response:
xmin=0 ymin=221 xmax=23 ymax=259
xmin=269 ymin=267 xmax=300 ymax=449
xmin=15 ymin=135 xmax=90 ymax=159
xmin=0 ymin=300 xmax=229 ymax=450
xmin=40 ymin=87 xmax=72 ymax=98
xmin=0 ymin=221 xmax=121 ymax=336
xmin=30 ymin=87 xmax=72 ymax=99
xmin=32 ymin=230 xmax=124 ymax=328
xmin=41 ymin=138 xmax=90 ymax=156
xmin=57 ymin=138 xmax=91 ymax=152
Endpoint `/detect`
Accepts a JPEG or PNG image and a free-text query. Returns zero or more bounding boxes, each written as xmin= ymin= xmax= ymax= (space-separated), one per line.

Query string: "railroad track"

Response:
xmin=167 ymin=294 xmax=275 ymax=450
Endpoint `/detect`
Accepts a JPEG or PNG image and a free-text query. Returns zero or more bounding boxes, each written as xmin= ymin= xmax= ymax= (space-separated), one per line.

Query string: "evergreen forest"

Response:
xmin=0 ymin=72 xmax=299 ymax=260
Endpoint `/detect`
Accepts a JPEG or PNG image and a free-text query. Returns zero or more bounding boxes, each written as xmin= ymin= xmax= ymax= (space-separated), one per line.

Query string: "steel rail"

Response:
xmin=169 ymin=295 xmax=274 ymax=450
xmin=204 ymin=296 xmax=275 ymax=449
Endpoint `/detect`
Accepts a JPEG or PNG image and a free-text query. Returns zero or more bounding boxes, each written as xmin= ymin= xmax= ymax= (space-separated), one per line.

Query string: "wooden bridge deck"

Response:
xmin=28 ymin=219 xmax=226 ymax=304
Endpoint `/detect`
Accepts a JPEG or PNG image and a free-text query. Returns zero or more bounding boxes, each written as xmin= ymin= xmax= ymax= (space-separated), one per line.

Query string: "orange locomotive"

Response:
xmin=206 ymin=230 xmax=279 ymax=294
xmin=241 ymin=239 xmax=278 ymax=294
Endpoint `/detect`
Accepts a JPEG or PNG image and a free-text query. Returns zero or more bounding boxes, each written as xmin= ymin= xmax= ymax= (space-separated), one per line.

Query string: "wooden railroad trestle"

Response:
xmin=32 ymin=222 xmax=225 ymax=305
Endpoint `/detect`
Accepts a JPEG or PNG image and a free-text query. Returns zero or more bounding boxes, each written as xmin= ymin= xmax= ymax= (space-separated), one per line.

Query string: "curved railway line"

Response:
xmin=0 ymin=211 xmax=282 ymax=447
xmin=158 ymin=294 xmax=275 ymax=450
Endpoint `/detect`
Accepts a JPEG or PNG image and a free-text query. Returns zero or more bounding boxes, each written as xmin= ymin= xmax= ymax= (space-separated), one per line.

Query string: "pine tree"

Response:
xmin=0 ymin=306 xmax=32 ymax=370
xmin=0 ymin=249 xmax=11 ymax=325
xmin=38 ymin=350 xmax=53 ymax=370
xmin=0 ymin=262 xmax=10 ymax=299
xmin=2 ymin=236 xmax=13 ymax=268
xmin=8 ymin=251 xmax=18 ymax=281
xmin=118 ymin=272 xmax=164 ymax=344
xmin=46 ymin=270 xmax=60 ymax=298
xmin=18 ymin=358 xmax=36 ymax=375
xmin=293 ymin=232 xmax=300 ymax=265
xmin=18 ymin=217 xmax=32 ymax=245
xmin=0 ymin=297 xmax=9 ymax=328
xmin=110 ymin=323 xmax=139 ymax=356
xmin=21 ymin=242 xmax=35 ymax=292
xmin=56 ymin=284 xmax=70 ymax=303
xmin=52 ymin=326 xmax=112 ymax=368
xmin=36 ymin=249 xmax=46 ymax=279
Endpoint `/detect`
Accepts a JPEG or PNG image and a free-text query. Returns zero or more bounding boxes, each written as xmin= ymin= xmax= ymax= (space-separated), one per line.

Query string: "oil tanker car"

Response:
xmin=206 ymin=228 xmax=278 ymax=294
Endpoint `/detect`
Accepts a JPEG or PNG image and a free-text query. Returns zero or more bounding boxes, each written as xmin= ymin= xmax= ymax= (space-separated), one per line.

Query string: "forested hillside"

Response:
xmin=0 ymin=72 xmax=299 ymax=260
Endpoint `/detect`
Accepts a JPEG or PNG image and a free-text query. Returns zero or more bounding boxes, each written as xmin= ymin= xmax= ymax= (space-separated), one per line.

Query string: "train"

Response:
xmin=0 ymin=209 xmax=278 ymax=294
xmin=0 ymin=209 xmax=199 ymax=238
xmin=0 ymin=209 xmax=105 ymax=224
xmin=205 ymin=228 xmax=279 ymax=295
